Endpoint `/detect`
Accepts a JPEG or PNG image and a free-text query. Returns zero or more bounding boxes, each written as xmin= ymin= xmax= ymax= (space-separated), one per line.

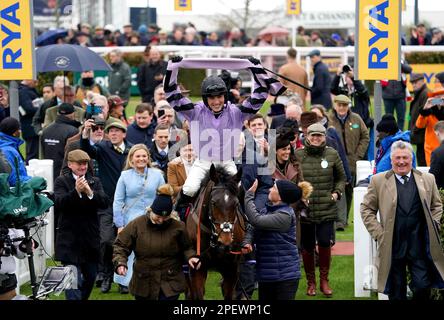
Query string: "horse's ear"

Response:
xmin=210 ymin=164 xmax=218 ymax=183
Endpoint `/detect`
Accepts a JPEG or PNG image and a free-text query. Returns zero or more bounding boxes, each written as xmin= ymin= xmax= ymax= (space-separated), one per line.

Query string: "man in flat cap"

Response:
xmin=54 ymin=149 xmax=108 ymax=300
xmin=329 ymin=94 xmax=369 ymax=223
xmin=409 ymin=73 xmax=429 ymax=166
xmin=308 ymin=49 xmax=332 ymax=109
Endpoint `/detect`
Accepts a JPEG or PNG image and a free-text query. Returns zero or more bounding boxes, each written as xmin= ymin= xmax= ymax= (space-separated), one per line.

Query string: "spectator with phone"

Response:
xmin=415 ymin=88 xmax=444 ymax=165
xmin=80 ymin=120 xmax=132 ymax=293
xmin=154 ymin=100 xmax=187 ymax=145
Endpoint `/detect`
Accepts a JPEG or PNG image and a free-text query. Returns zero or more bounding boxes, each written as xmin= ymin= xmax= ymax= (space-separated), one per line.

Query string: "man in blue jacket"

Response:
xmin=0 ymin=117 xmax=31 ymax=187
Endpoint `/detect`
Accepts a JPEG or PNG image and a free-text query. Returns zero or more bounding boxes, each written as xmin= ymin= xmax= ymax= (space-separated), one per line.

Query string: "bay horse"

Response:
xmin=185 ymin=164 xmax=247 ymax=300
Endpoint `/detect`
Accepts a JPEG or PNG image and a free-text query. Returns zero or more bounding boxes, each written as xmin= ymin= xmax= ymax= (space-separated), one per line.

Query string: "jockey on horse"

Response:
xmin=164 ymin=56 xmax=287 ymax=214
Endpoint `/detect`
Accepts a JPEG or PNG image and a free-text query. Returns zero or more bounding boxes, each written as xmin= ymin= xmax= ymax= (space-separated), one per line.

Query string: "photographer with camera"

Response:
xmin=331 ymin=64 xmax=374 ymax=132
xmin=415 ymin=88 xmax=444 ymax=166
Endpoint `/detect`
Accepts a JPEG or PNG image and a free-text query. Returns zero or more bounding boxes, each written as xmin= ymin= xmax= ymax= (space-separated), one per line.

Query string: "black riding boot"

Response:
xmin=174 ymin=190 xmax=194 ymax=221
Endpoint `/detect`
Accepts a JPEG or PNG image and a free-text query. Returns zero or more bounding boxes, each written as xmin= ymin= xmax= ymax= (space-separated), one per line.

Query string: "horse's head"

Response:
xmin=207 ymin=164 xmax=243 ymax=248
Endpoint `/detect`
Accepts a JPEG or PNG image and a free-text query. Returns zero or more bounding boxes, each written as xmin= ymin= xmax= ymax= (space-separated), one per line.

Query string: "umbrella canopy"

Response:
xmin=258 ymin=26 xmax=289 ymax=37
xmin=35 ymin=44 xmax=112 ymax=72
xmin=36 ymin=29 xmax=68 ymax=47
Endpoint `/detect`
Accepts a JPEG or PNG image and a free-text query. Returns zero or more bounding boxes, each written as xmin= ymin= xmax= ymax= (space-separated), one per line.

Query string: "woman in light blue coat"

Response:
xmin=113 ymin=144 xmax=165 ymax=293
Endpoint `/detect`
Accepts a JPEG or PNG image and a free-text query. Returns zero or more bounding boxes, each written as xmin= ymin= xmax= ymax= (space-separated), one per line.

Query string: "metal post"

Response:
xmin=373 ymin=80 xmax=383 ymax=158
xmin=414 ymin=0 xmax=419 ymax=25
xmin=9 ymin=81 xmax=19 ymax=120
xmin=292 ymin=15 xmax=296 ymax=48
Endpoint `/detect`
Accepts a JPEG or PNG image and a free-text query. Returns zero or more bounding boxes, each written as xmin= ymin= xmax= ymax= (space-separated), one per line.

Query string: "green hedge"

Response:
xmin=405 ymin=52 xmax=444 ymax=64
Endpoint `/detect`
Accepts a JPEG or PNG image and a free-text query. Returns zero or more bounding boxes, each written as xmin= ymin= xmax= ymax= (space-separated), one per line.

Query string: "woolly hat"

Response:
xmin=376 ymin=114 xmax=398 ymax=135
xmin=150 ymin=184 xmax=174 ymax=217
xmin=0 ymin=117 xmax=20 ymax=136
xmin=276 ymin=180 xmax=302 ymax=204
xmin=300 ymin=112 xmax=318 ymax=129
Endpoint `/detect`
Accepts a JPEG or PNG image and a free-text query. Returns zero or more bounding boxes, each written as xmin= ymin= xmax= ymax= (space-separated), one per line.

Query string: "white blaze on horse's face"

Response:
xmin=224 ymin=193 xmax=229 ymax=204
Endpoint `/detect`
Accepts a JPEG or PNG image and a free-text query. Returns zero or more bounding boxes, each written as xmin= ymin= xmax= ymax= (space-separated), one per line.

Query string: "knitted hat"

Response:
xmin=276 ymin=180 xmax=302 ymax=204
xmin=151 ymin=184 xmax=174 ymax=217
xmin=0 ymin=117 xmax=20 ymax=136
xmin=300 ymin=112 xmax=318 ymax=129
xmin=376 ymin=114 xmax=398 ymax=135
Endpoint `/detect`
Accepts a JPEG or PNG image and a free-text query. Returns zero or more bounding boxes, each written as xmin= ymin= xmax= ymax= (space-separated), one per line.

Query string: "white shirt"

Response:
xmin=395 ymin=171 xmax=412 ymax=185
xmin=181 ymin=157 xmax=193 ymax=176
xmin=156 ymin=145 xmax=169 ymax=155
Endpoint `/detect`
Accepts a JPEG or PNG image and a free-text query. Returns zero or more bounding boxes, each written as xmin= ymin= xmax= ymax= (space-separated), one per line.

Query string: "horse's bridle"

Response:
xmin=207 ymin=186 xmax=246 ymax=253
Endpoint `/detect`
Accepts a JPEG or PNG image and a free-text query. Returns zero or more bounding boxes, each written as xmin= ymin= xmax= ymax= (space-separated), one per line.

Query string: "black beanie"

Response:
xmin=276 ymin=180 xmax=302 ymax=204
xmin=436 ymin=72 xmax=444 ymax=84
xmin=0 ymin=117 xmax=20 ymax=136
xmin=150 ymin=184 xmax=174 ymax=216
xmin=376 ymin=114 xmax=398 ymax=135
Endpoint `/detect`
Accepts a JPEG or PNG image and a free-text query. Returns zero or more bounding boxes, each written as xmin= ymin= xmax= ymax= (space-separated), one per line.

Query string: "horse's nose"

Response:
xmin=221 ymin=222 xmax=233 ymax=233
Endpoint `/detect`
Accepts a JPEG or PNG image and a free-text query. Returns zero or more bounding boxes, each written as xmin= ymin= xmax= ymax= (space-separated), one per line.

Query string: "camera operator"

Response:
xmin=331 ymin=64 xmax=374 ymax=131
xmin=0 ymin=226 xmax=27 ymax=300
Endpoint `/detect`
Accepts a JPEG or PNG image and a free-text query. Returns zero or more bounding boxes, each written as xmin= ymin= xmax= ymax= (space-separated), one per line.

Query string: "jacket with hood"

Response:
xmin=0 ymin=132 xmax=31 ymax=186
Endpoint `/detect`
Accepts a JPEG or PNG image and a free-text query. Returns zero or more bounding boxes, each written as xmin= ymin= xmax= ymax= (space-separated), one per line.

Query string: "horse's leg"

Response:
xmin=189 ymin=267 xmax=208 ymax=300
xmin=221 ymin=262 xmax=239 ymax=300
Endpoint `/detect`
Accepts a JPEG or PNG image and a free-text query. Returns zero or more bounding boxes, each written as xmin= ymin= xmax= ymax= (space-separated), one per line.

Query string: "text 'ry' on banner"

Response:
xmin=356 ymin=0 xmax=401 ymax=80
xmin=0 ymin=1 xmax=35 ymax=80
xmin=175 ymin=0 xmax=192 ymax=11
xmin=287 ymin=0 xmax=301 ymax=15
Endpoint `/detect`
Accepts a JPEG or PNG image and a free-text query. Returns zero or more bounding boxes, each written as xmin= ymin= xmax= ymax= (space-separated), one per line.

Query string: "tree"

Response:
xmin=213 ymin=0 xmax=283 ymax=38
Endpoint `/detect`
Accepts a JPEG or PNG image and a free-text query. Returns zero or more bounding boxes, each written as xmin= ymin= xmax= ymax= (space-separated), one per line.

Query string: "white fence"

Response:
xmin=354 ymin=162 xmax=430 ymax=299
xmin=90 ymin=45 xmax=444 ymax=86
xmin=15 ymin=160 xmax=54 ymax=294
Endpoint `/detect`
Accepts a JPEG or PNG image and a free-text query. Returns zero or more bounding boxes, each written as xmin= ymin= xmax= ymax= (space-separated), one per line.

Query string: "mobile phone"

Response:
xmin=430 ymin=97 xmax=444 ymax=106
xmin=158 ymin=109 xmax=165 ymax=118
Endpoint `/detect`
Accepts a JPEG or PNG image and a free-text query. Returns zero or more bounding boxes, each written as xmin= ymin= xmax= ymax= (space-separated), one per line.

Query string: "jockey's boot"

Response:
xmin=174 ymin=190 xmax=194 ymax=218
xmin=301 ymin=249 xmax=316 ymax=296
xmin=319 ymin=246 xmax=333 ymax=297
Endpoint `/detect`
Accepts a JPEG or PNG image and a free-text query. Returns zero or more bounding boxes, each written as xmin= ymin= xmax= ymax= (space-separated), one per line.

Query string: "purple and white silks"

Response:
xmin=164 ymin=58 xmax=287 ymax=162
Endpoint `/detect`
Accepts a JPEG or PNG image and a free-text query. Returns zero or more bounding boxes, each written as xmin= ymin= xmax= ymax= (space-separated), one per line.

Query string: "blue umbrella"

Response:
xmin=36 ymin=29 xmax=68 ymax=46
xmin=35 ymin=44 xmax=112 ymax=72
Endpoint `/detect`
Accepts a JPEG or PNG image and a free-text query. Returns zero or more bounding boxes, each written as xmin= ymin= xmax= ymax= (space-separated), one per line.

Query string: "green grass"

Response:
xmin=20 ymin=254 xmax=375 ymax=300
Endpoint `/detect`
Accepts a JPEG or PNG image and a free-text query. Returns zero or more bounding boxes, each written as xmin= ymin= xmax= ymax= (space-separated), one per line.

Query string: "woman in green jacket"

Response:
xmin=295 ymin=123 xmax=346 ymax=298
